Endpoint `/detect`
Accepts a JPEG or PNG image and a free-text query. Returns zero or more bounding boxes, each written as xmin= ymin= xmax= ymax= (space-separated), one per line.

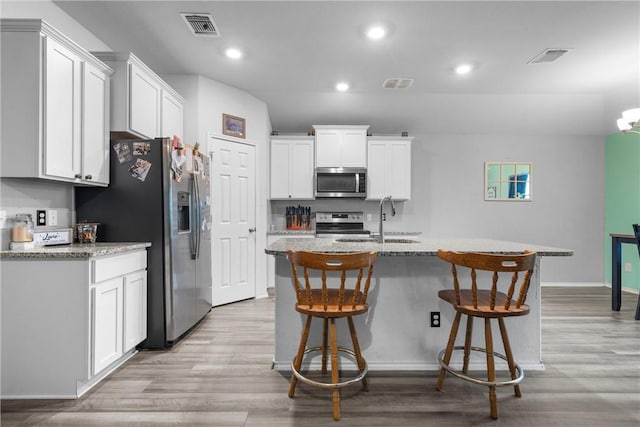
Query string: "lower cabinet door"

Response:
xmin=123 ymin=270 xmax=147 ymax=352
xmin=92 ymin=278 xmax=123 ymax=375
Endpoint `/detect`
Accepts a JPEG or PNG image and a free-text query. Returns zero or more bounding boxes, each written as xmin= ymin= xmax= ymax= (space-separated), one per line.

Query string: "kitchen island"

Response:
xmin=1 ymin=242 xmax=150 ymax=398
xmin=265 ymin=237 xmax=572 ymax=372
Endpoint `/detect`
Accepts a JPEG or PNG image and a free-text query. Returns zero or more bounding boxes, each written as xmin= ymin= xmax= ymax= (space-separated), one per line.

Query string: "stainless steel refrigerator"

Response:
xmin=75 ymin=137 xmax=212 ymax=348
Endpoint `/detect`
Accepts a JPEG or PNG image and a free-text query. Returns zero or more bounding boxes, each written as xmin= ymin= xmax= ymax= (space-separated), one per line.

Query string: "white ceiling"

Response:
xmin=52 ymin=0 xmax=640 ymax=135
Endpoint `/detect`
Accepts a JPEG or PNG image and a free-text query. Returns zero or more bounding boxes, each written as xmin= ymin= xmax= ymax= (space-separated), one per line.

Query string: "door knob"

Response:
xmin=248 ymin=227 xmax=256 ymax=233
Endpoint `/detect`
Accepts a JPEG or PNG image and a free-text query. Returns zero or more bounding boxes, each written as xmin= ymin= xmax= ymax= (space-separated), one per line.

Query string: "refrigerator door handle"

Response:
xmin=189 ymin=174 xmax=197 ymax=260
xmin=194 ymin=173 xmax=202 ymax=259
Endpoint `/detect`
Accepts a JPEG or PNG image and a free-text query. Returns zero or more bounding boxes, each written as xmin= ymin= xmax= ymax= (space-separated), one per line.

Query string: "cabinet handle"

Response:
xmin=85 ymin=175 xmax=92 ymax=180
xmin=74 ymin=174 xmax=82 ymax=179
xmin=249 ymin=228 xmax=256 ymax=233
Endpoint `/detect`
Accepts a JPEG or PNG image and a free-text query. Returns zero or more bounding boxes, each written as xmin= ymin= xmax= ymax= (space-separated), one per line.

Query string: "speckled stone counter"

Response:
xmin=265 ymin=236 xmax=572 ymax=257
xmin=0 ymin=242 xmax=151 ymax=259
xmin=267 ymin=237 xmax=572 ymax=373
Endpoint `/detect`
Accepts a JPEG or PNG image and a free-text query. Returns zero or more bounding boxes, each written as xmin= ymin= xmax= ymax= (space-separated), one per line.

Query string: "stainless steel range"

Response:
xmin=315 ymin=212 xmax=370 ymax=238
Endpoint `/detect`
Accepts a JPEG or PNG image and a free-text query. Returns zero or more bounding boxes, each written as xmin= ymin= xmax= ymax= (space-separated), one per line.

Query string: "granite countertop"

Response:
xmin=0 ymin=242 xmax=151 ymax=259
xmin=265 ymin=237 xmax=573 ymax=257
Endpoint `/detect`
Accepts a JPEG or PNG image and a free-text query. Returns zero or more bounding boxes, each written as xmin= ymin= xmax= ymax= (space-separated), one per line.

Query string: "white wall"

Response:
xmin=405 ymin=133 xmax=604 ymax=283
xmin=163 ymin=74 xmax=272 ymax=298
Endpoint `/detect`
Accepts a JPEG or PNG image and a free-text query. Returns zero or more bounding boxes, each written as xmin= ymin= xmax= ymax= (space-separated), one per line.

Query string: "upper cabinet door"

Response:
xmin=289 ymin=140 xmax=315 ymax=199
xmin=315 ymin=129 xmax=342 ymax=167
xmin=314 ymin=126 xmax=368 ymax=168
xmin=129 ymin=62 xmax=161 ymax=139
xmin=367 ymin=137 xmax=412 ymax=200
xmin=82 ymin=61 xmax=110 ymax=185
xmin=340 ymin=129 xmax=367 ymax=168
xmin=270 ymin=137 xmax=314 ymax=199
xmin=270 ymin=139 xmax=292 ymax=199
xmin=161 ymin=89 xmax=184 ymax=142
xmin=44 ymin=37 xmax=82 ymax=180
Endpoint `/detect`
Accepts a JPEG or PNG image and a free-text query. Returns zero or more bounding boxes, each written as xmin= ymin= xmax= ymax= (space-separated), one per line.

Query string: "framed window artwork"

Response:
xmin=485 ymin=162 xmax=532 ymax=201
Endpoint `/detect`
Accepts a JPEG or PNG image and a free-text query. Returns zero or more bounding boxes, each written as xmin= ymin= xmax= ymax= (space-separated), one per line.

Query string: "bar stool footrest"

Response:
xmin=291 ymin=346 xmax=368 ymax=390
xmin=437 ymin=346 xmax=524 ymax=387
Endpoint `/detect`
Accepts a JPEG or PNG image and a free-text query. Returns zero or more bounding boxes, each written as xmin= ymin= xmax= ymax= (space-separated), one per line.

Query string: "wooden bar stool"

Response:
xmin=435 ymin=249 xmax=536 ymax=420
xmin=286 ymin=250 xmax=377 ymax=421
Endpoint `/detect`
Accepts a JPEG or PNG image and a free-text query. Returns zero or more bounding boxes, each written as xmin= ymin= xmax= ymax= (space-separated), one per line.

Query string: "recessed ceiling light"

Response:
xmin=225 ymin=48 xmax=242 ymax=59
xmin=336 ymin=82 xmax=350 ymax=92
xmin=455 ymin=64 xmax=473 ymax=75
xmin=366 ymin=26 xmax=386 ymax=40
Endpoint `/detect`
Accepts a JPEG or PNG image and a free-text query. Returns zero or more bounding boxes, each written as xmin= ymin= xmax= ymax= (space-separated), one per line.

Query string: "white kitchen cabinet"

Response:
xmin=0 ymin=19 xmax=112 ymax=186
xmin=82 ymin=61 xmax=111 ymax=185
xmin=0 ymin=247 xmax=148 ymax=398
xmin=94 ymin=51 xmax=185 ymax=142
xmin=123 ymin=270 xmax=148 ymax=352
xmin=270 ymin=137 xmax=315 ymax=199
xmin=161 ymin=87 xmax=184 ymax=142
xmin=92 ymin=278 xmax=123 ymax=374
xmin=367 ymin=137 xmax=413 ymax=200
xmin=130 ymin=61 xmax=162 ymax=139
xmin=313 ymin=125 xmax=369 ymax=168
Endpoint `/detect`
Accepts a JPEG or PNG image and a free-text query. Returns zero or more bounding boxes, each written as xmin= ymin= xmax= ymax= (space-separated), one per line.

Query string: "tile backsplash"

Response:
xmin=0 ymin=178 xmax=73 ymax=249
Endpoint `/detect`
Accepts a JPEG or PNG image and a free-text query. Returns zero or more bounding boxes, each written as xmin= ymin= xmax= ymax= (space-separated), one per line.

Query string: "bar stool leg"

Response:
xmin=347 ymin=316 xmax=368 ymax=392
xmin=329 ymin=318 xmax=341 ymax=421
xmin=436 ymin=311 xmax=462 ymax=391
xmin=289 ymin=315 xmax=312 ymax=398
xmin=484 ymin=318 xmax=498 ymax=420
xmin=498 ymin=317 xmax=521 ymax=397
xmin=462 ymin=315 xmax=474 ymax=374
xmin=321 ymin=318 xmax=329 ymax=375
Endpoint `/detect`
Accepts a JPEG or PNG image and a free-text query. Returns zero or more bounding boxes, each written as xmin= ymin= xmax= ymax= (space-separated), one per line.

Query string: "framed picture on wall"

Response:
xmin=222 ymin=113 xmax=246 ymax=139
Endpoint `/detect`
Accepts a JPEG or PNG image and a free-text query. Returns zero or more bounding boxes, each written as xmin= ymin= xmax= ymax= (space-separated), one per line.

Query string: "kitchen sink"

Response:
xmin=334 ymin=238 xmax=419 ymax=244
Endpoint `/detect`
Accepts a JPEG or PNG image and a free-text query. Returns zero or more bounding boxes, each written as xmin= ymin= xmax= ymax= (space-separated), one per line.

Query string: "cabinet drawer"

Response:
xmin=92 ymin=250 xmax=147 ymax=283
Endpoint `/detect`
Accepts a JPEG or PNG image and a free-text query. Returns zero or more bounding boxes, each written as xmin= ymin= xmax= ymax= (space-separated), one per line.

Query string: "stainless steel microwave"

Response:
xmin=315 ymin=167 xmax=367 ymax=198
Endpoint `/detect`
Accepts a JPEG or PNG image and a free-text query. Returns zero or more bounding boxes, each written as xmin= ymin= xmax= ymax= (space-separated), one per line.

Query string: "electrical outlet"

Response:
xmin=0 ymin=210 xmax=6 ymax=228
xmin=366 ymin=213 xmax=372 ymax=221
xmin=47 ymin=209 xmax=58 ymax=226
xmin=430 ymin=311 xmax=440 ymax=327
xmin=36 ymin=210 xmax=47 ymax=226
xmin=624 ymin=262 xmax=632 ymax=272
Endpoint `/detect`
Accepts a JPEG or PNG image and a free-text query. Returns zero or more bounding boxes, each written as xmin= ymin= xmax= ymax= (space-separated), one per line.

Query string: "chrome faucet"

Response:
xmin=378 ymin=196 xmax=396 ymax=243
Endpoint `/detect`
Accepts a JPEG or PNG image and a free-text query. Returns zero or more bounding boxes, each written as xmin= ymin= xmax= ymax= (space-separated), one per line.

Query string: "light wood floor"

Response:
xmin=2 ymin=286 xmax=639 ymax=426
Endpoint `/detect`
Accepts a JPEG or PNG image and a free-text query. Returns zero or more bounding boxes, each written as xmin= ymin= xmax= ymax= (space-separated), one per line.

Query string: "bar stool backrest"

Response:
xmin=437 ymin=250 xmax=536 ymax=311
xmin=286 ymin=250 xmax=377 ymax=312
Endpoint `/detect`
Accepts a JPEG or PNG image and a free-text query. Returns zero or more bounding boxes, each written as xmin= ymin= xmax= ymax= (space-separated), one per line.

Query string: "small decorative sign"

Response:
xmin=222 ymin=113 xmax=246 ymax=139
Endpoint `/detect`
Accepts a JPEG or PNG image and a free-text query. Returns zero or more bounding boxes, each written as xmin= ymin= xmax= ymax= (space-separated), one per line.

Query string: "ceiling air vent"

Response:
xmin=180 ymin=13 xmax=220 ymax=37
xmin=383 ymin=78 xmax=415 ymax=89
xmin=528 ymin=48 xmax=571 ymax=64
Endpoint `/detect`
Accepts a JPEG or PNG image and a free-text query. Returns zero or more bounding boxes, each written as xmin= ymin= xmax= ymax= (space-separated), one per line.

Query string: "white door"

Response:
xmin=211 ymin=137 xmax=256 ymax=306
